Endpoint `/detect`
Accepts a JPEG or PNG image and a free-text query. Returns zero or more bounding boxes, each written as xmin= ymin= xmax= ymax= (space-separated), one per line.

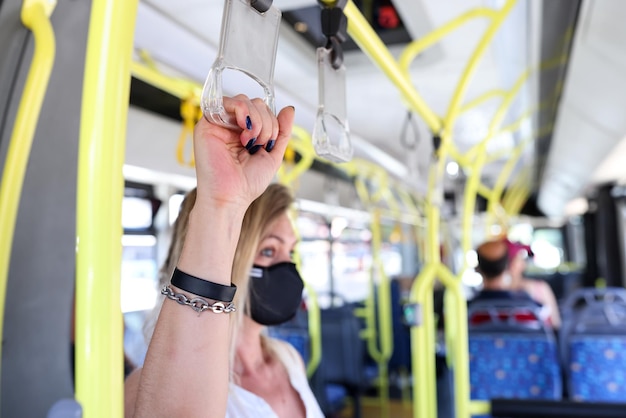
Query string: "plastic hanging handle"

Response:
xmin=201 ymin=0 xmax=281 ymax=129
xmin=312 ymin=46 xmax=352 ymax=162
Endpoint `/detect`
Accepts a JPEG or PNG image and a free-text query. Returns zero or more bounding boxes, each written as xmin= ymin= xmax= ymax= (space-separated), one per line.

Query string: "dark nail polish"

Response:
xmin=265 ymin=139 xmax=276 ymax=152
xmin=248 ymin=144 xmax=263 ymax=155
xmin=245 ymin=138 xmax=257 ymax=150
xmin=246 ymin=116 xmax=252 ymax=130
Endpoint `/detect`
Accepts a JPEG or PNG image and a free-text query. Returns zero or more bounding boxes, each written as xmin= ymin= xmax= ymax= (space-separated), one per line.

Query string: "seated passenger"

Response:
xmin=506 ymin=239 xmax=561 ymax=328
xmin=470 ymin=239 xmax=539 ymax=305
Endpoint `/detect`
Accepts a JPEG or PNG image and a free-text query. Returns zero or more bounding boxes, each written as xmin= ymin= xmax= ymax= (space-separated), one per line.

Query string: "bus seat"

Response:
xmin=267 ymin=326 xmax=310 ymax=364
xmin=559 ymin=288 xmax=626 ymax=371
xmin=468 ymin=299 xmax=562 ymax=417
xmin=469 ymin=334 xmax=562 ymax=400
xmin=564 ymin=298 xmax=626 ymax=402
xmin=318 ymin=301 xmax=368 ymax=418
xmin=267 ymin=304 xmax=310 ymax=363
xmin=389 ymin=280 xmax=412 ymax=373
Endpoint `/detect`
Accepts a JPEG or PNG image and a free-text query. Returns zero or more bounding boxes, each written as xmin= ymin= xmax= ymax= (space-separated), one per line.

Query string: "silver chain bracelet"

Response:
xmin=161 ymin=285 xmax=236 ymax=314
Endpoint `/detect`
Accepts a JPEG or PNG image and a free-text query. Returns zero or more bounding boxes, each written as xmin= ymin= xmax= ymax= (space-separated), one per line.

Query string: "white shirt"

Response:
xmin=226 ymin=338 xmax=324 ymax=418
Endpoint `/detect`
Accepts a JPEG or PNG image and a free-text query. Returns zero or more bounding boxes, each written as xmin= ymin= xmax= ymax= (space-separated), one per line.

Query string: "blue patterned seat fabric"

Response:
xmin=569 ymin=335 xmax=626 ymax=402
xmin=469 ymin=334 xmax=562 ymax=401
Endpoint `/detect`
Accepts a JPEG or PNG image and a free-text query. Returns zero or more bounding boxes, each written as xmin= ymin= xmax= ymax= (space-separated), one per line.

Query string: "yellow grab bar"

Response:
xmin=303 ymin=279 xmax=322 ymax=377
xmin=338 ymin=0 xmax=442 ymax=133
xmin=176 ymin=97 xmax=197 ymax=167
xmin=75 ymin=0 xmax=138 ymax=417
xmin=0 ymin=0 xmax=56 ymax=379
xmin=130 ymin=61 xmax=201 ymax=102
xmin=277 ymin=126 xmax=316 ymax=186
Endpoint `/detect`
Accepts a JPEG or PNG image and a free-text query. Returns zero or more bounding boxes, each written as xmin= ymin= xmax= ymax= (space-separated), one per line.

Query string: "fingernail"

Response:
xmin=288 ymin=106 xmax=295 ymax=112
xmin=246 ymin=116 xmax=252 ymax=130
xmin=245 ymin=138 xmax=257 ymax=150
xmin=265 ymin=139 xmax=276 ymax=153
xmin=248 ymin=144 xmax=263 ymax=155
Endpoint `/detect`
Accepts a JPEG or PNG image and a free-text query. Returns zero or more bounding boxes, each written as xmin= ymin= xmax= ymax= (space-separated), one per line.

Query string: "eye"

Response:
xmin=260 ymin=247 xmax=275 ymax=258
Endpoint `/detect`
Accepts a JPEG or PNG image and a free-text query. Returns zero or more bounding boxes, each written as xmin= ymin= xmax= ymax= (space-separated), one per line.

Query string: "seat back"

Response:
xmin=469 ymin=334 xmax=562 ymax=400
xmin=468 ymin=299 xmax=547 ymax=333
xmin=559 ymin=288 xmax=626 ymax=368
xmin=319 ymin=302 xmax=366 ymax=388
xmin=267 ymin=304 xmax=310 ymax=363
xmin=468 ymin=299 xmax=562 ymax=402
xmin=564 ymin=299 xmax=626 ymax=402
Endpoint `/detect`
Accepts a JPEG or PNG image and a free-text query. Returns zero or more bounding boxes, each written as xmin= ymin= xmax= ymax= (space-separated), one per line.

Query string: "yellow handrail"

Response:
xmin=0 ymin=0 xmax=56 ymax=382
xmin=484 ymin=136 xmax=532 ymax=234
xmin=460 ymin=66 xmax=530 ymax=267
xmin=367 ymin=209 xmax=394 ymax=418
xmin=176 ymin=97 xmax=197 ymax=167
xmin=130 ymin=60 xmax=201 ymax=101
xmin=332 ymin=0 xmax=442 ymax=133
xmin=74 ymin=0 xmax=138 ymax=417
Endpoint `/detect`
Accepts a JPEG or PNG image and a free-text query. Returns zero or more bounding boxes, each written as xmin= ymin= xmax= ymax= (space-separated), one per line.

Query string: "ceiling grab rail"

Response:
xmin=502 ymin=166 xmax=532 ymax=216
xmin=466 ymin=46 xmax=569 ymax=234
xmin=482 ymin=122 xmax=558 ymax=235
xmin=483 ymin=135 xmax=533 ymax=236
xmin=0 ymin=0 xmax=56 ymax=382
xmin=398 ymin=7 xmax=499 ymax=165
xmin=75 ymin=0 xmax=138 ymax=416
xmin=318 ymin=0 xmax=442 ymax=134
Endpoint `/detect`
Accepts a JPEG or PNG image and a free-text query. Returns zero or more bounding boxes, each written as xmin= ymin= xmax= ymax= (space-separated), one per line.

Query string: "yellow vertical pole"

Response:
xmin=74 ymin=0 xmax=138 ymax=417
xmin=0 ymin=0 xmax=56 ymax=383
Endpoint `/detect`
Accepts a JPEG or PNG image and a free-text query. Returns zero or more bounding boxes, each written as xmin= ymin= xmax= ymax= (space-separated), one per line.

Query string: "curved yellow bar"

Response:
xmin=399 ymin=8 xmax=498 ymax=74
xmin=368 ymin=210 xmax=392 ymax=417
xmin=409 ymin=263 xmax=436 ymax=418
xmin=459 ymin=89 xmax=507 ymax=115
xmin=341 ymin=1 xmax=442 ymax=133
xmin=75 ymin=0 xmax=138 ymax=416
xmin=442 ymin=0 xmax=518 ymax=151
xmin=484 ymin=136 xmax=532 ymax=231
xmin=130 ymin=61 xmax=201 ymax=102
xmin=176 ymin=98 xmax=197 ymax=167
xmin=501 ymin=166 xmax=530 ymax=216
xmin=0 ymin=0 xmax=56 ymax=378
xmin=304 ymin=279 xmax=321 ymax=377
xmin=277 ymin=126 xmax=316 ymax=186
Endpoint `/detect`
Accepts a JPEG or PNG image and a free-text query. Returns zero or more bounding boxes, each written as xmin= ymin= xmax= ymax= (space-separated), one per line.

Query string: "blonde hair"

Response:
xmin=144 ymin=183 xmax=294 ymax=359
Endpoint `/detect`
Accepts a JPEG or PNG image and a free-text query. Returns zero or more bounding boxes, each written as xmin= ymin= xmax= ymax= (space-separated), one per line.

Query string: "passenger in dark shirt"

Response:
xmin=469 ymin=239 xmax=539 ymax=306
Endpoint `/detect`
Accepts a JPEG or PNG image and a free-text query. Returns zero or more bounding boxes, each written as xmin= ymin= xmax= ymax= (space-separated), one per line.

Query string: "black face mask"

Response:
xmin=248 ymin=262 xmax=304 ymax=326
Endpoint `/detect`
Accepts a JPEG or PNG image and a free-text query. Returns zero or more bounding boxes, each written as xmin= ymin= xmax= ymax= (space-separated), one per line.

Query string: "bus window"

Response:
xmin=121 ymin=184 xmax=161 ymax=367
xmin=531 ymin=228 xmax=564 ymax=270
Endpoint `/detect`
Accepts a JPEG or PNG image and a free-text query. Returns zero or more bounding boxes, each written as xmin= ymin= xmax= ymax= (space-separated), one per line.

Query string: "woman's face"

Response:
xmin=254 ymin=212 xmax=297 ymax=268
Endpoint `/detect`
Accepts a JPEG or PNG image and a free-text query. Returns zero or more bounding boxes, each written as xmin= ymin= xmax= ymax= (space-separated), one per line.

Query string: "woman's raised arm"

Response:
xmin=128 ymin=97 xmax=294 ymax=418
